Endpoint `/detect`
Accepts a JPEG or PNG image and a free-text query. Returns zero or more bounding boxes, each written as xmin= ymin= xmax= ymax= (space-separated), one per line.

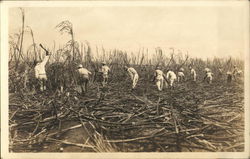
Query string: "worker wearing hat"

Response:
xmin=166 ymin=68 xmax=177 ymax=89
xmin=203 ymin=69 xmax=213 ymax=84
xmin=77 ymin=64 xmax=92 ymax=95
xmin=177 ymin=67 xmax=185 ymax=82
xmin=153 ymin=66 xmax=164 ymax=91
xmin=189 ymin=66 xmax=197 ymax=82
xmin=34 ymin=44 xmax=51 ymax=92
xmin=124 ymin=66 xmax=139 ymax=90
xmin=204 ymin=67 xmax=211 ymax=73
xmin=101 ymin=62 xmax=110 ymax=86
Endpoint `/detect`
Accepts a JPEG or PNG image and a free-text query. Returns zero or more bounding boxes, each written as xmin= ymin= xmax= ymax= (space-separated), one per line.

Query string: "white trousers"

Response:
xmin=192 ymin=74 xmax=197 ymax=81
xmin=132 ymin=74 xmax=139 ymax=89
xmin=169 ymin=78 xmax=175 ymax=87
xmin=156 ymin=76 xmax=164 ymax=91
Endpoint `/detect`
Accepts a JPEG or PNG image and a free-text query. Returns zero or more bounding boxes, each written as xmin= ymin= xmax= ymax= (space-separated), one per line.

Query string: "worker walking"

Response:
xmin=77 ymin=64 xmax=92 ymax=95
xmin=124 ymin=66 xmax=139 ymax=90
xmin=34 ymin=44 xmax=50 ymax=92
xmin=189 ymin=66 xmax=197 ymax=82
xmin=177 ymin=68 xmax=185 ymax=82
xmin=101 ymin=62 xmax=110 ymax=86
xmin=166 ymin=69 xmax=177 ymax=89
xmin=153 ymin=66 xmax=164 ymax=91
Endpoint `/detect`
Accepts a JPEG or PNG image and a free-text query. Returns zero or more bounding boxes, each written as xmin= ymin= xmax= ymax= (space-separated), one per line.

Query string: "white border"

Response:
xmin=1 ymin=1 xmax=249 ymax=159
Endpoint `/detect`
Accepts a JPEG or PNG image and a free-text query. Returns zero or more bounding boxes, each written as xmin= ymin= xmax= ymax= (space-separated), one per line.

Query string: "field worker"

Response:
xmin=218 ymin=68 xmax=223 ymax=76
xmin=177 ymin=68 xmax=185 ymax=82
xmin=232 ymin=65 xmax=238 ymax=74
xmin=236 ymin=70 xmax=243 ymax=77
xmin=205 ymin=67 xmax=211 ymax=73
xmin=226 ymin=71 xmax=233 ymax=83
xmin=153 ymin=66 xmax=164 ymax=91
xmin=189 ymin=66 xmax=197 ymax=82
xmin=124 ymin=66 xmax=139 ymax=90
xmin=232 ymin=65 xmax=242 ymax=80
xmin=101 ymin=62 xmax=110 ymax=86
xmin=166 ymin=69 xmax=177 ymax=88
xmin=34 ymin=44 xmax=50 ymax=92
xmin=203 ymin=70 xmax=213 ymax=84
xmin=77 ymin=64 xmax=92 ymax=95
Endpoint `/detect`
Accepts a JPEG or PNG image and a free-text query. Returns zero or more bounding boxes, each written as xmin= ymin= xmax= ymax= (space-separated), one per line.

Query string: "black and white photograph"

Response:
xmin=1 ymin=1 xmax=249 ymax=158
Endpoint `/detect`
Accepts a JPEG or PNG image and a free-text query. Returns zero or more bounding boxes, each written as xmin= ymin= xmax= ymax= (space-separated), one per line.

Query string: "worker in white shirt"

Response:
xmin=232 ymin=65 xmax=240 ymax=80
xmin=204 ymin=69 xmax=213 ymax=84
xmin=205 ymin=67 xmax=211 ymax=73
xmin=34 ymin=44 xmax=50 ymax=92
xmin=124 ymin=66 xmax=139 ymax=90
xmin=177 ymin=67 xmax=185 ymax=82
xmin=189 ymin=66 xmax=197 ymax=82
xmin=77 ymin=64 xmax=92 ymax=95
xmin=153 ymin=66 xmax=164 ymax=91
xmin=166 ymin=69 xmax=177 ymax=88
xmin=101 ymin=62 xmax=110 ymax=86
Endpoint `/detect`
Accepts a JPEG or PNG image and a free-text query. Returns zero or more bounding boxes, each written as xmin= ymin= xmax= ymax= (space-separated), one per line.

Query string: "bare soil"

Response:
xmin=9 ymin=75 xmax=244 ymax=152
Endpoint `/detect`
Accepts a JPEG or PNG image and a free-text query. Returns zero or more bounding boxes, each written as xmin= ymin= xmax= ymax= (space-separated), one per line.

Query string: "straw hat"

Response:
xmin=78 ymin=64 xmax=83 ymax=68
xmin=179 ymin=68 xmax=184 ymax=72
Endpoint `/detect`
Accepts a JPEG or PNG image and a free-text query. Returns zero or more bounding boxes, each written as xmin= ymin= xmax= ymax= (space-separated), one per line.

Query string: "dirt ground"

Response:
xmin=9 ymin=75 xmax=244 ymax=152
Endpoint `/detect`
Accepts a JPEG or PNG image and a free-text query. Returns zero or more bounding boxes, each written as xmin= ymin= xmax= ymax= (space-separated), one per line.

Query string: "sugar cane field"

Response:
xmin=7 ymin=9 xmax=245 ymax=153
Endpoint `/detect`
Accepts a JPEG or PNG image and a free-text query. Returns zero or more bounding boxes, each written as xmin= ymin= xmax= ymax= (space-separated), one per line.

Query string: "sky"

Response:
xmin=8 ymin=4 xmax=247 ymax=60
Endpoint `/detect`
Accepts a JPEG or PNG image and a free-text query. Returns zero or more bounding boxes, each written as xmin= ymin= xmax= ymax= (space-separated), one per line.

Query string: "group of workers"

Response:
xmin=34 ymin=44 xmax=242 ymax=94
xmin=77 ymin=62 xmax=110 ymax=94
xmin=152 ymin=66 xmax=199 ymax=91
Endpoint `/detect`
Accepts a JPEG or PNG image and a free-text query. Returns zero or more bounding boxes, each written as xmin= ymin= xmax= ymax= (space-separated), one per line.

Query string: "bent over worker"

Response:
xmin=166 ymin=69 xmax=177 ymax=89
xmin=77 ymin=64 xmax=92 ymax=95
xmin=34 ymin=44 xmax=50 ymax=92
xmin=124 ymin=66 xmax=139 ymax=90
xmin=177 ymin=68 xmax=185 ymax=82
xmin=189 ymin=66 xmax=197 ymax=82
xmin=153 ymin=66 xmax=164 ymax=91
xmin=204 ymin=69 xmax=213 ymax=84
xmin=101 ymin=62 xmax=110 ymax=86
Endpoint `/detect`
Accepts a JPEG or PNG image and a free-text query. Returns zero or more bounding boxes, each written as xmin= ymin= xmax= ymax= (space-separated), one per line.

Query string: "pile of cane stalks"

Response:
xmin=9 ymin=79 xmax=244 ymax=152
